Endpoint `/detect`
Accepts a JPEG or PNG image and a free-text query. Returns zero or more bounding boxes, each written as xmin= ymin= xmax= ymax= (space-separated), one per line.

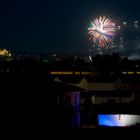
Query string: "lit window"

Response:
xmin=122 ymin=72 xmax=127 ymax=74
xmin=136 ymin=72 xmax=140 ymax=75
xmin=50 ymin=71 xmax=73 ymax=75
xmin=75 ymin=72 xmax=80 ymax=75
xmin=128 ymin=72 xmax=134 ymax=75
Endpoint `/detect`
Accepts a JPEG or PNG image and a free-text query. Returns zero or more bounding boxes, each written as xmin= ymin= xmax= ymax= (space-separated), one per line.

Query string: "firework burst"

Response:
xmin=88 ymin=16 xmax=116 ymax=47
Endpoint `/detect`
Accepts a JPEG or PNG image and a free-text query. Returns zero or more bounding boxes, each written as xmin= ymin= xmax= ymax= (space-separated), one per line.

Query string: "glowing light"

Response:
xmin=134 ymin=21 xmax=139 ymax=28
xmin=88 ymin=16 xmax=116 ymax=47
xmin=75 ymin=72 xmax=80 ymax=75
xmin=50 ymin=72 xmax=73 ymax=75
xmin=123 ymin=21 xmax=127 ymax=26
xmin=89 ymin=56 xmax=92 ymax=62
xmin=122 ymin=72 xmax=135 ymax=75
xmin=98 ymin=114 xmax=140 ymax=127
xmin=128 ymin=72 xmax=134 ymax=75
xmin=118 ymin=26 xmax=121 ymax=30
xmin=134 ymin=20 xmax=138 ymax=24
xmin=0 ymin=49 xmax=11 ymax=57
xmin=49 ymin=71 xmax=96 ymax=75
xmin=136 ymin=72 xmax=140 ymax=75
xmin=122 ymin=72 xmax=127 ymax=75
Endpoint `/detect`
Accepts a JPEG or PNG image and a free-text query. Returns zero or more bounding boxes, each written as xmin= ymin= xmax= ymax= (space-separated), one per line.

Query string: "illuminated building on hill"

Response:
xmin=0 ymin=49 xmax=11 ymax=57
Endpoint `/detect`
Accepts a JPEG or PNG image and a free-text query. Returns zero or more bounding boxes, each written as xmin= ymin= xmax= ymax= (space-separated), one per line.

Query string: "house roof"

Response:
xmin=47 ymin=80 xmax=84 ymax=93
xmin=52 ymin=75 xmax=140 ymax=84
xmin=52 ymin=75 xmax=83 ymax=84
xmin=53 ymin=75 xmax=118 ymax=84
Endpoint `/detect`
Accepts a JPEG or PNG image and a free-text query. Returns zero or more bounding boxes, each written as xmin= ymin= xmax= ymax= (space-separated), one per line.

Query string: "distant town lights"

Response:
xmin=122 ymin=71 xmax=140 ymax=75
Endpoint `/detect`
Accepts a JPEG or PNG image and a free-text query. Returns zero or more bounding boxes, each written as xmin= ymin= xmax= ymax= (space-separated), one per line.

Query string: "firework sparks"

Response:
xmin=88 ymin=16 xmax=116 ymax=47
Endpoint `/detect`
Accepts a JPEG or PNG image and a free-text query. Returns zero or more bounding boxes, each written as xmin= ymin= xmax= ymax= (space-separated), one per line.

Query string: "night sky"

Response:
xmin=0 ymin=0 xmax=140 ymax=58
